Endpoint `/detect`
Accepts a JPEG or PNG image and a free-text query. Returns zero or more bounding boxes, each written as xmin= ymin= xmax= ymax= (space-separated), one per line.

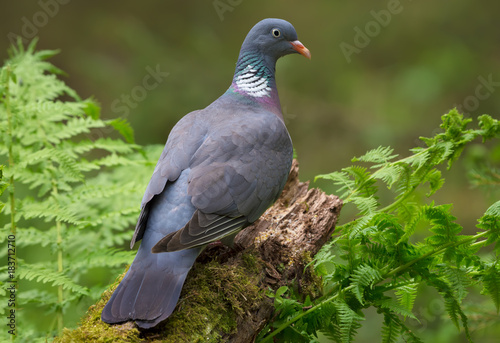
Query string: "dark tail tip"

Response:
xmin=101 ymin=263 xmax=189 ymax=329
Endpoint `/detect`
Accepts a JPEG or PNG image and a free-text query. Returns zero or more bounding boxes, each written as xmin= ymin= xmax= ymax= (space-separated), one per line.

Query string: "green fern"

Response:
xmin=481 ymin=262 xmax=500 ymax=312
xmin=0 ymin=40 xmax=160 ymax=341
xmin=17 ymin=261 xmax=89 ymax=296
xmin=381 ymin=310 xmax=424 ymax=343
xmin=350 ymin=264 xmax=382 ymax=304
xmin=374 ymin=298 xmax=417 ymax=320
xmin=380 ymin=312 xmax=401 ymax=343
xmin=394 ymin=282 xmax=418 ymax=316
xmin=262 ymin=110 xmax=500 ymax=343
xmin=335 ymin=299 xmax=364 ymax=343
xmin=352 ymin=146 xmax=398 ymax=165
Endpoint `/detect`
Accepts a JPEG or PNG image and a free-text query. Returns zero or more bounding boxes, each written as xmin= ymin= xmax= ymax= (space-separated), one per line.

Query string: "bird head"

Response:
xmin=240 ymin=18 xmax=311 ymax=60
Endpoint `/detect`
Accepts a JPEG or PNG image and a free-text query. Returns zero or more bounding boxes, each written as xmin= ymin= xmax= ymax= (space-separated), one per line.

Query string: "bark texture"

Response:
xmin=224 ymin=159 xmax=343 ymax=342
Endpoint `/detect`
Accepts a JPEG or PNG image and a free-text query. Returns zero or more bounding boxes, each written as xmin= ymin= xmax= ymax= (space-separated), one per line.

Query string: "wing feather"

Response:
xmin=132 ymin=106 xmax=293 ymax=253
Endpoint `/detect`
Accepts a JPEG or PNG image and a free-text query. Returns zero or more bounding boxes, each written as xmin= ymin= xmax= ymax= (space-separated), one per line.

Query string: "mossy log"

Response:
xmin=55 ymin=160 xmax=342 ymax=343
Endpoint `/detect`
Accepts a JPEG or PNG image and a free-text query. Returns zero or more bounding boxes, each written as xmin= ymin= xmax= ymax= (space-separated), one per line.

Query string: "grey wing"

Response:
xmin=152 ymin=113 xmax=293 ymax=252
xmin=130 ymin=110 xmax=206 ymax=248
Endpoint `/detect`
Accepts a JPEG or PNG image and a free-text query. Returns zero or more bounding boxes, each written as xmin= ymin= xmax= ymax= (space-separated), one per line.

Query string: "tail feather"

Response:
xmin=101 ymin=248 xmax=199 ymax=328
xmin=102 ymin=169 xmax=200 ymax=328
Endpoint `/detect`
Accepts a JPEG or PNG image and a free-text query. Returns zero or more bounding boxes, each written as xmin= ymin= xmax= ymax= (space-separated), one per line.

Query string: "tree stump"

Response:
xmin=55 ymin=160 xmax=342 ymax=343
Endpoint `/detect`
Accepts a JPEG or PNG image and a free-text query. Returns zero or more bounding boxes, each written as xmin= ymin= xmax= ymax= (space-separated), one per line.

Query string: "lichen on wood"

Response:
xmin=55 ymin=160 xmax=342 ymax=342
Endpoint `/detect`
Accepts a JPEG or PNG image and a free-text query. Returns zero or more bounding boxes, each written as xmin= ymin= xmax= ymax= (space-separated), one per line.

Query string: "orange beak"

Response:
xmin=290 ymin=40 xmax=311 ymax=59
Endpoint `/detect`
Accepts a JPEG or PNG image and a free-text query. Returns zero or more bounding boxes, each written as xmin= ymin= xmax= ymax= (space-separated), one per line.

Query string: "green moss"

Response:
xmin=241 ymin=251 xmax=260 ymax=270
xmin=298 ymin=251 xmax=323 ymax=300
xmin=55 ymin=252 xmax=265 ymax=342
xmin=54 ymin=268 xmax=143 ymax=343
xmin=149 ymin=252 xmax=264 ymax=342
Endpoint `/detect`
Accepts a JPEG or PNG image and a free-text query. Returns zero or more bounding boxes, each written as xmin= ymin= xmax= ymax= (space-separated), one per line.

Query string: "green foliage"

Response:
xmin=0 ymin=40 xmax=160 ymax=341
xmin=261 ymin=110 xmax=500 ymax=342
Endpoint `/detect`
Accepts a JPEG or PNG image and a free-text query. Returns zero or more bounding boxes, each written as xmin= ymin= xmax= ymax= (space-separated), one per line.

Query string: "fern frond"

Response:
xmin=70 ymin=249 xmax=134 ymax=270
xmin=477 ymin=114 xmax=500 ymax=140
xmin=69 ymin=181 xmax=143 ymax=203
xmin=350 ymin=264 xmax=382 ymax=304
xmin=319 ymin=323 xmax=342 ymax=343
xmin=398 ymin=204 xmax=424 ymax=244
xmin=477 ymin=209 xmax=500 ymax=248
xmin=18 ymin=262 xmax=89 ymax=296
xmin=92 ymin=137 xmax=138 ymax=154
xmin=444 ymin=294 xmax=470 ymax=339
xmin=17 ymin=289 xmax=58 ymax=307
xmin=81 ymin=98 xmax=101 ymax=119
xmin=315 ymin=171 xmax=355 ymax=199
xmin=403 ymin=147 xmax=430 ymax=171
xmin=371 ymin=163 xmax=404 ymax=189
xmin=485 ymin=200 xmax=500 ymax=218
xmin=344 ymin=165 xmax=377 ymax=196
xmin=16 ymin=227 xmax=53 ymax=248
xmin=335 ymin=299 xmax=364 ymax=343
xmin=394 ymin=282 xmax=418 ymax=315
xmin=382 ymin=310 xmax=424 ymax=343
xmin=381 ymin=312 xmax=401 ymax=343
xmin=351 ymin=195 xmax=378 ymax=215
xmin=342 ymin=213 xmax=375 ymax=240
xmin=482 ymin=262 xmax=500 ymax=313
xmin=352 ymin=146 xmax=398 ymax=166
xmin=93 ymin=154 xmax=140 ymax=167
xmin=87 ymin=206 xmax=140 ymax=227
xmin=47 ymin=117 xmax=106 ymax=144
xmin=375 ymin=297 xmax=417 ymax=319
xmin=425 ymin=272 xmax=472 ymax=339
xmin=441 ymin=265 xmax=470 ymax=301
xmin=107 ymin=118 xmax=135 ymax=143
xmin=424 ymin=204 xmax=462 ymax=249
xmin=20 ymin=198 xmax=83 ymax=225
xmin=425 ymin=168 xmax=445 ymax=196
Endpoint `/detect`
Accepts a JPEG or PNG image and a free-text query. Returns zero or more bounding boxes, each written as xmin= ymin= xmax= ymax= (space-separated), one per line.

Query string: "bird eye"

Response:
xmin=271 ymin=28 xmax=281 ymax=38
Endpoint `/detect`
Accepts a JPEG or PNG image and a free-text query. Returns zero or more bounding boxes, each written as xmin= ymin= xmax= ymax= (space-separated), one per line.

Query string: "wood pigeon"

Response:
xmin=101 ymin=18 xmax=310 ymax=329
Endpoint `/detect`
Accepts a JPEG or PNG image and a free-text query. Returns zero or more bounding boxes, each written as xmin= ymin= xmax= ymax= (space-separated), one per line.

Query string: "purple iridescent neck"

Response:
xmin=225 ymin=51 xmax=282 ymax=114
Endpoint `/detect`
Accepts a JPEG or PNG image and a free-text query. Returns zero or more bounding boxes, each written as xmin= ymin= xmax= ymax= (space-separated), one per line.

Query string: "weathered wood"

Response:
xmin=223 ymin=159 xmax=342 ymax=342
xmin=54 ymin=160 xmax=342 ymax=343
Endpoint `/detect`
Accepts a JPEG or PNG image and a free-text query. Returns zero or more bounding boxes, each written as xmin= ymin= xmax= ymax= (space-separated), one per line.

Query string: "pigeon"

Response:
xmin=101 ymin=18 xmax=310 ymax=329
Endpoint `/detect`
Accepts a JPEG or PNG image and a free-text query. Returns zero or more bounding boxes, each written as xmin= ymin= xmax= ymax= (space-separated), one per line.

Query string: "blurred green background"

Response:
xmin=1 ymin=0 xmax=499 ymax=341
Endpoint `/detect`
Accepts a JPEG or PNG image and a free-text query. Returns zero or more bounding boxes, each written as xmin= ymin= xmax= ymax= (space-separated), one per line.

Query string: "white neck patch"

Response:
xmin=235 ymin=65 xmax=271 ymax=98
